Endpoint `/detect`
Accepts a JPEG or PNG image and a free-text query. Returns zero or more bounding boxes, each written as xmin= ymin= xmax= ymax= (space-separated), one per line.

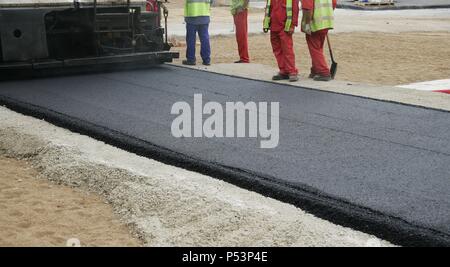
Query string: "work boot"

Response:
xmin=272 ymin=73 xmax=289 ymax=81
xmin=182 ymin=60 xmax=196 ymax=66
xmin=289 ymin=75 xmax=299 ymax=82
xmin=202 ymin=61 xmax=211 ymax=66
xmin=308 ymin=73 xmax=316 ymax=79
xmin=314 ymin=75 xmax=332 ymax=82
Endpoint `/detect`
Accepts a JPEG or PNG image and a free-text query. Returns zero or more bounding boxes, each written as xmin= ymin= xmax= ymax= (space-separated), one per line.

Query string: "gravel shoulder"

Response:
xmin=0 ymin=106 xmax=393 ymax=247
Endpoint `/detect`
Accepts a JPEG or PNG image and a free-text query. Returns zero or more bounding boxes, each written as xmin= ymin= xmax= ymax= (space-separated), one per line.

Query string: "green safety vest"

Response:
xmin=263 ymin=0 xmax=293 ymax=32
xmin=310 ymin=0 xmax=334 ymax=32
xmin=231 ymin=0 xmax=246 ymax=15
xmin=184 ymin=0 xmax=211 ymax=17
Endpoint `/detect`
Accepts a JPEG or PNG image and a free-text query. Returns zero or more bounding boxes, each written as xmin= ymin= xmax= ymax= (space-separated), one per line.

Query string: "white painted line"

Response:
xmin=397 ymin=79 xmax=450 ymax=94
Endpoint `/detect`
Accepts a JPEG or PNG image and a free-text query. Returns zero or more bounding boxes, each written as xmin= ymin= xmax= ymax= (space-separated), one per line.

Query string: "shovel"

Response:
xmin=326 ymin=34 xmax=338 ymax=79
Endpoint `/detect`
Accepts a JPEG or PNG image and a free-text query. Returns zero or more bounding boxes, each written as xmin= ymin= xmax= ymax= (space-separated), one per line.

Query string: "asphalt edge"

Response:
xmin=169 ymin=64 xmax=450 ymax=113
xmin=1 ymin=95 xmax=449 ymax=247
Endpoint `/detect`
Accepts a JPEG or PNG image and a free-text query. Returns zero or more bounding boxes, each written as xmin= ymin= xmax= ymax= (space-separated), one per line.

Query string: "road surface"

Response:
xmin=0 ymin=65 xmax=449 ymax=246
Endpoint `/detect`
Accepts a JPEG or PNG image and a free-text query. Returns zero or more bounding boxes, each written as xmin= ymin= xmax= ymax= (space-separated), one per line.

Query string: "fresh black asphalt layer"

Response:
xmin=0 ymin=65 xmax=449 ymax=246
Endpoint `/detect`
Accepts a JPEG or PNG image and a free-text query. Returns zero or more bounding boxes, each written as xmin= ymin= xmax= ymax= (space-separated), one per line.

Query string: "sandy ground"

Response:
xmin=0 ymin=156 xmax=142 ymax=247
xmin=164 ymin=4 xmax=450 ymax=35
xmin=0 ymin=106 xmax=393 ymax=247
xmin=171 ymin=31 xmax=450 ymax=86
xmin=163 ymin=3 xmax=450 ymax=86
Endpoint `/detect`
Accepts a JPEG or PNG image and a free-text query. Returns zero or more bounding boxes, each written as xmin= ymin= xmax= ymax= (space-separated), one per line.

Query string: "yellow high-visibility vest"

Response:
xmin=310 ymin=0 xmax=334 ymax=32
xmin=184 ymin=0 xmax=211 ymax=17
xmin=263 ymin=0 xmax=293 ymax=32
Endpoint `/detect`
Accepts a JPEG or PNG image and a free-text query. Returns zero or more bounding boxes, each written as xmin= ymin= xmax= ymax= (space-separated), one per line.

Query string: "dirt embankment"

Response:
xmin=0 ymin=156 xmax=142 ymax=247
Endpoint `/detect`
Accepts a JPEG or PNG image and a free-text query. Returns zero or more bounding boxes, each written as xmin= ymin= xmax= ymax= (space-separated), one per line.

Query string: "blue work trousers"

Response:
xmin=186 ymin=23 xmax=211 ymax=64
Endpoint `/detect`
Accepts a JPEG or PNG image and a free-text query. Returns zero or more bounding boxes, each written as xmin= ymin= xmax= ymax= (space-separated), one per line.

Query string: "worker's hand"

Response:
xmin=303 ymin=24 xmax=312 ymax=35
xmin=287 ymin=26 xmax=295 ymax=35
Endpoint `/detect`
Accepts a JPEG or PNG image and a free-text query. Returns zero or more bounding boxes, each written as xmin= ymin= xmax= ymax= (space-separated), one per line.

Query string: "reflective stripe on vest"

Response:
xmin=311 ymin=0 xmax=334 ymax=32
xmin=263 ymin=0 xmax=294 ymax=32
xmin=185 ymin=0 xmax=211 ymax=17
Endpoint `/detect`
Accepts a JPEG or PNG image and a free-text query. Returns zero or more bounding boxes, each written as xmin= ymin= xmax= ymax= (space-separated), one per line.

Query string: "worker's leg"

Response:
xmin=306 ymin=29 xmax=330 ymax=76
xmin=185 ymin=23 xmax=197 ymax=63
xmin=233 ymin=10 xmax=250 ymax=63
xmin=270 ymin=31 xmax=288 ymax=75
xmin=279 ymin=31 xmax=298 ymax=75
xmin=197 ymin=23 xmax=211 ymax=64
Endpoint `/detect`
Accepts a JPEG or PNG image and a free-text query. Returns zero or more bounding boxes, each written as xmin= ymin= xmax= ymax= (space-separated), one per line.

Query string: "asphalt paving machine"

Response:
xmin=0 ymin=0 xmax=179 ymax=79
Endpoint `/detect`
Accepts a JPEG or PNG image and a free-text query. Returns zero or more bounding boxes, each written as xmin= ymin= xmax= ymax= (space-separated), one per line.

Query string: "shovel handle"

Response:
xmin=326 ymin=34 xmax=335 ymax=63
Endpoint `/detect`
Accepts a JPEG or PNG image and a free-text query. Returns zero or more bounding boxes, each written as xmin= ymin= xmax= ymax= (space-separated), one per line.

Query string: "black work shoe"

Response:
xmin=182 ymin=60 xmax=196 ymax=66
xmin=289 ymin=75 xmax=299 ymax=82
xmin=314 ymin=75 xmax=332 ymax=82
xmin=234 ymin=60 xmax=249 ymax=63
xmin=202 ymin=61 xmax=211 ymax=66
xmin=272 ymin=73 xmax=289 ymax=81
xmin=308 ymin=73 xmax=316 ymax=79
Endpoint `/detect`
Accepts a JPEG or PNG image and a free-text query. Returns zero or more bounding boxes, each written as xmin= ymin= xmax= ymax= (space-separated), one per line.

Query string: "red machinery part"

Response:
xmin=434 ymin=89 xmax=450 ymax=94
xmin=146 ymin=0 xmax=159 ymax=12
